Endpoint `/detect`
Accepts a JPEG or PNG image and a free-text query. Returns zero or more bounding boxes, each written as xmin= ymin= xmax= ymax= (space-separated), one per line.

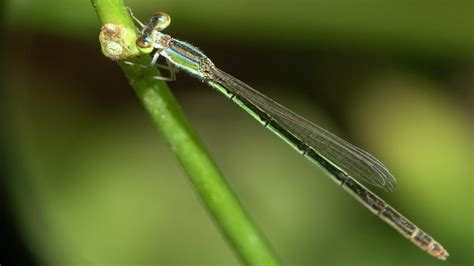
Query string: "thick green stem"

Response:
xmin=90 ymin=0 xmax=280 ymax=265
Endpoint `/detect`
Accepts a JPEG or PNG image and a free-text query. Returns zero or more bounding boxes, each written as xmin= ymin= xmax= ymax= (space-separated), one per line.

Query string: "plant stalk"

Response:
xmin=90 ymin=0 xmax=280 ymax=264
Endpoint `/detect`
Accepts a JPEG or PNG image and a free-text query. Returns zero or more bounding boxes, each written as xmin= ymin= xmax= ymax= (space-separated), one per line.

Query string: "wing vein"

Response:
xmin=211 ymin=67 xmax=397 ymax=191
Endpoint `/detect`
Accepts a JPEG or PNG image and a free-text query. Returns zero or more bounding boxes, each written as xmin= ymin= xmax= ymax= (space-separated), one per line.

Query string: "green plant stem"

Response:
xmin=90 ymin=0 xmax=280 ymax=265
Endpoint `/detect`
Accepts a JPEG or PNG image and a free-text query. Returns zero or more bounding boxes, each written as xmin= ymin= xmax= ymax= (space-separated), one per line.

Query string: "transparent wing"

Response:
xmin=211 ymin=68 xmax=397 ymax=191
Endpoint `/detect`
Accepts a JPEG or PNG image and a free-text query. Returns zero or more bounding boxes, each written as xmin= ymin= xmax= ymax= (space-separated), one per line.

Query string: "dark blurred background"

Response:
xmin=1 ymin=0 xmax=473 ymax=265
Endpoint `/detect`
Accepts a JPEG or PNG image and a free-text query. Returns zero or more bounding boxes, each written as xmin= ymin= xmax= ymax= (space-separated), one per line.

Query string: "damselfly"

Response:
xmin=128 ymin=10 xmax=448 ymax=260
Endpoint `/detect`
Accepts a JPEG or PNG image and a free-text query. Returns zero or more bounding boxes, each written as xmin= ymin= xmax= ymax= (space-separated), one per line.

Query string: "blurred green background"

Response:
xmin=1 ymin=0 xmax=473 ymax=265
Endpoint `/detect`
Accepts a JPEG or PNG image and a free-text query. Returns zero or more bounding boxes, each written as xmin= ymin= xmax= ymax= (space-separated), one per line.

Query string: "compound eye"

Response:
xmin=153 ymin=12 xmax=171 ymax=31
xmin=136 ymin=36 xmax=154 ymax=54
